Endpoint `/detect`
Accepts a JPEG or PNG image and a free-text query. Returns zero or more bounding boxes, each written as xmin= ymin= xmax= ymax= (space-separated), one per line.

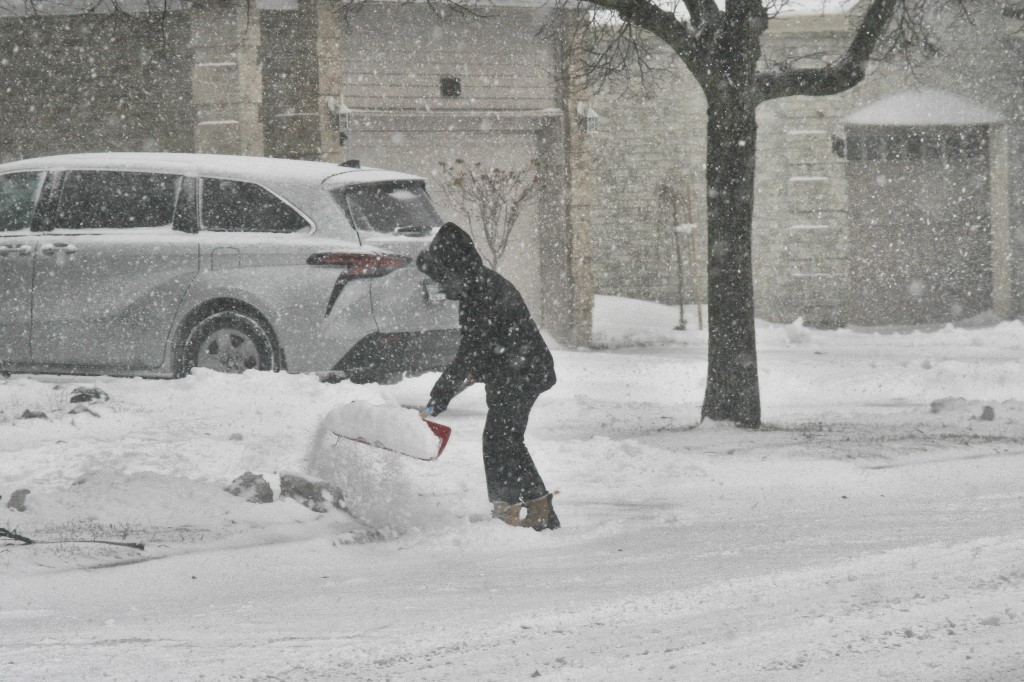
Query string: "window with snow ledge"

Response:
xmin=440 ymin=77 xmax=461 ymax=98
xmin=845 ymin=126 xmax=989 ymax=163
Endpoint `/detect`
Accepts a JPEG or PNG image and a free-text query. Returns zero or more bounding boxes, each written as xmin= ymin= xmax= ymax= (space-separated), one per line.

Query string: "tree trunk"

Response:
xmin=701 ymin=93 xmax=761 ymax=428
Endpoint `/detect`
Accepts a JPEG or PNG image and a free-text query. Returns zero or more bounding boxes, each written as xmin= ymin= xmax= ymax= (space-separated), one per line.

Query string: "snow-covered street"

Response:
xmin=2 ymin=296 xmax=1023 ymax=680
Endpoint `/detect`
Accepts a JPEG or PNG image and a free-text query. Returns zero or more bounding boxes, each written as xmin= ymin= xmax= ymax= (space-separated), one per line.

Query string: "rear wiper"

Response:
xmin=395 ymin=225 xmax=431 ymax=235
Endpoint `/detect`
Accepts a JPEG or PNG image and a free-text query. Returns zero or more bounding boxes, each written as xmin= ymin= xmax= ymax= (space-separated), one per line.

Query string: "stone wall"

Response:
xmin=2 ymin=2 xmax=1021 ymax=328
xmin=589 ymin=49 xmax=707 ymax=310
xmin=190 ymin=0 xmax=264 ymax=155
xmin=0 ymin=13 xmax=193 ymax=162
xmin=753 ymin=5 xmax=1024 ymax=323
xmin=589 ymin=16 xmax=858 ymax=325
xmin=338 ymin=3 xmax=556 ymax=113
xmin=331 ymin=4 xmax=581 ymax=336
xmin=261 ymin=6 xmax=320 ymax=159
xmin=750 ymin=15 xmax=857 ymax=326
xmin=590 ymin=6 xmax=1024 ymax=325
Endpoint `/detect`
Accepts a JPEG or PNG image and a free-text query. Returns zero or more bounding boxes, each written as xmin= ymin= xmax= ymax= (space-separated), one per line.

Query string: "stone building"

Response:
xmin=1 ymin=0 xmax=1022 ymax=342
xmin=590 ymin=3 xmax=1024 ymax=327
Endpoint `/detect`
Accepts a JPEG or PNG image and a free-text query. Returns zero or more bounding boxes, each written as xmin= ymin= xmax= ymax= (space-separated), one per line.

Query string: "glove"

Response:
xmin=420 ymin=404 xmax=443 ymax=418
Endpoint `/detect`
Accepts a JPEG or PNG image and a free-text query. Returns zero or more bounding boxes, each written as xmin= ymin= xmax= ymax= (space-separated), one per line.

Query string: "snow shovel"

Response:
xmin=319 ymin=401 xmax=451 ymax=460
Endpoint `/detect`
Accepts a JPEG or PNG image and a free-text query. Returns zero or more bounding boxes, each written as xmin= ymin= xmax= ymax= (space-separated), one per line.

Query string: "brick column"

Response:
xmin=563 ymin=96 xmax=595 ymax=347
xmin=990 ymin=122 xmax=1013 ymax=317
xmin=537 ymin=114 xmax=571 ymax=336
xmin=190 ymin=0 xmax=264 ymax=156
xmin=540 ymin=12 xmax=594 ymax=348
xmin=314 ymin=0 xmax=345 ymax=162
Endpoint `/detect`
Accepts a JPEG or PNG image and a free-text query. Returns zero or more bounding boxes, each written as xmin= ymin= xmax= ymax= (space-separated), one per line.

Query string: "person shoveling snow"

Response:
xmin=416 ymin=222 xmax=559 ymax=531
xmin=308 ymin=223 xmax=559 ymax=534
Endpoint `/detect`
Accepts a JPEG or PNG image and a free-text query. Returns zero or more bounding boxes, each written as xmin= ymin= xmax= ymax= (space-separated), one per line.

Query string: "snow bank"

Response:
xmin=4 ymin=295 xmax=1024 ymax=680
xmin=0 ymin=468 xmax=325 ymax=573
xmin=591 ymin=296 xmax=701 ymax=348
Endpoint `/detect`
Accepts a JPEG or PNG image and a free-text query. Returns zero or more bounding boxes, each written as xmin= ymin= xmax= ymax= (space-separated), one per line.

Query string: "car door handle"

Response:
xmin=41 ymin=242 xmax=78 ymax=256
xmin=0 ymin=244 xmax=33 ymax=256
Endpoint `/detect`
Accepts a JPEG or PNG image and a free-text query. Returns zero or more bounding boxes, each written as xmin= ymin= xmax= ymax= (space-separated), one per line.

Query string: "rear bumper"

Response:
xmin=329 ymin=329 xmax=460 ymax=382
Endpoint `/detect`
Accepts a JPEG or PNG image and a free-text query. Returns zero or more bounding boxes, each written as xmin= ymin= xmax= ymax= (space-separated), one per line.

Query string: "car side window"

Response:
xmin=53 ymin=171 xmax=181 ymax=230
xmin=0 ymin=171 xmax=44 ymax=233
xmin=200 ymin=178 xmax=310 ymax=233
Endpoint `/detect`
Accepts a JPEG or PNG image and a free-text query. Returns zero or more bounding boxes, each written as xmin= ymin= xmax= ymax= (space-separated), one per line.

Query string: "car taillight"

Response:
xmin=307 ymin=252 xmax=410 ymax=278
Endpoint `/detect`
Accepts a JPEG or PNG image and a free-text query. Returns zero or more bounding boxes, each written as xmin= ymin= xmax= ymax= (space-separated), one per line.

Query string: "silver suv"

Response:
xmin=0 ymin=153 xmax=458 ymax=382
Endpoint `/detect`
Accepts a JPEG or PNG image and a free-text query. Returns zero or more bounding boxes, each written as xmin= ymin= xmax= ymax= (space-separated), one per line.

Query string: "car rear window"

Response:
xmin=334 ymin=182 xmax=440 ymax=235
xmin=201 ymin=178 xmax=310 ymax=233
xmin=0 ymin=171 xmax=43 ymax=232
xmin=53 ymin=171 xmax=181 ymax=230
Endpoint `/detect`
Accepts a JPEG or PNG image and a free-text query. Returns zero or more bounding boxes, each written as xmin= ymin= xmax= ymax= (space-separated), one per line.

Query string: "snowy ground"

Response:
xmin=2 ymin=296 xmax=1023 ymax=681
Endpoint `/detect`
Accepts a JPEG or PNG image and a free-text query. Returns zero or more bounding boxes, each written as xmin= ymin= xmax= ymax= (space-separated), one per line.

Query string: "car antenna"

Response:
xmin=340 ymin=159 xmax=361 ymax=168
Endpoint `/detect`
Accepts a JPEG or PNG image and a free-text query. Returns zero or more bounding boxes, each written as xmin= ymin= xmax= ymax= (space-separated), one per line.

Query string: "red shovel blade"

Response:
xmin=425 ymin=420 xmax=452 ymax=457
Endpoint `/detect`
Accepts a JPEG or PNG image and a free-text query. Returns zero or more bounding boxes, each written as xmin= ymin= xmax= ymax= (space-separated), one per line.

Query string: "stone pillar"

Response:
xmin=541 ymin=12 xmax=594 ymax=348
xmin=190 ymin=0 xmax=264 ymax=156
xmin=537 ymin=114 xmax=572 ymax=336
xmin=563 ymin=97 xmax=596 ymax=347
xmin=990 ymin=122 xmax=1013 ymax=318
xmin=314 ymin=0 xmax=345 ymax=162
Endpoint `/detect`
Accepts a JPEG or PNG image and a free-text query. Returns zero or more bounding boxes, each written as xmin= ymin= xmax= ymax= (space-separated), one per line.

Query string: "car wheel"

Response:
xmin=181 ymin=310 xmax=279 ymax=375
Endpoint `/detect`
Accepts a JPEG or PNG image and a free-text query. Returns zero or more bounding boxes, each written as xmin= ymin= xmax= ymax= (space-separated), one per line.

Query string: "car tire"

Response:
xmin=179 ymin=310 xmax=280 ymax=375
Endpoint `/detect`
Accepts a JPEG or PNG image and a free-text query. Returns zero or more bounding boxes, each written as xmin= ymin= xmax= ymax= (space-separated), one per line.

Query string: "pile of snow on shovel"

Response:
xmin=306 ymin=401 xmax=458 ymax=537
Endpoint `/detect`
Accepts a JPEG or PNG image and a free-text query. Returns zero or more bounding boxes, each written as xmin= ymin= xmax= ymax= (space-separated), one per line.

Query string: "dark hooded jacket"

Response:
xmin=420 ymin=223 xmax=555 ymax=411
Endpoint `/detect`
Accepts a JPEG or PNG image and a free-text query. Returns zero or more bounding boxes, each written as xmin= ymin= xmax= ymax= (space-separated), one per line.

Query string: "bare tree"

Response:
xmin=561 ymin=0 xmax=913 ymax=428
xmin=438 ymin=159 xmax=541 ymax=271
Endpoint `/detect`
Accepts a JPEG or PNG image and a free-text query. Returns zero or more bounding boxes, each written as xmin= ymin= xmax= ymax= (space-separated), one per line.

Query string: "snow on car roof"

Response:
xmin=0 ymin=152 xmax=425 ymax=188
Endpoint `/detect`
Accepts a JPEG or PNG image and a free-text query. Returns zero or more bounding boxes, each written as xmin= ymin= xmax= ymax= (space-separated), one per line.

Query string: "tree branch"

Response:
xmin=581 ymin=0 xmax=703 ymax=71
xmin=679 ymin=0 xmax=720 ymax=29
xmin=754 ymin=0 xmax=899 ymax=103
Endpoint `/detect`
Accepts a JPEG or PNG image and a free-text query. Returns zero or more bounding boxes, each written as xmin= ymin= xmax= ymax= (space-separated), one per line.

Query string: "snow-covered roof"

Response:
xmin=846 ymin=90 xmax=1004 ymax=127
xmin=0 ymin=152 xmax=424 ymax=188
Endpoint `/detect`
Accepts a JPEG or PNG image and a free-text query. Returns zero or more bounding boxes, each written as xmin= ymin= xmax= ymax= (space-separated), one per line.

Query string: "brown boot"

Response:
xmin=523 ymin=492 xmax=559 ymax=531
xmin=492 ymin=500 xmax=527 ymax=527
xmin=492 ymin=493 xmax=560 ymax=530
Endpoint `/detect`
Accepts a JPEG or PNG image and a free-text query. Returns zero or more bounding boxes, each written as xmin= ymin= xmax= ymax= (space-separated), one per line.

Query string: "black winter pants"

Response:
xmin=482 ymin=380 xmax=547 ymax=504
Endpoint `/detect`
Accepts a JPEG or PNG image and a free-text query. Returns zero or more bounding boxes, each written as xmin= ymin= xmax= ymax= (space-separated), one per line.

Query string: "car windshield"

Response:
xmin=334 ymin=182 xmax=440 ymax=235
